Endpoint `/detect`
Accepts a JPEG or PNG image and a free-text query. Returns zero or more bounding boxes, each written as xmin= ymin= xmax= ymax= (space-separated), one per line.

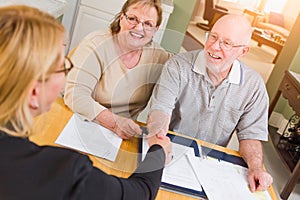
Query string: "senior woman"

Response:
xmin=0 ymin=5 xmax=171 ymax=200
xmin=64 ymin=0 xmax=171 ymax=139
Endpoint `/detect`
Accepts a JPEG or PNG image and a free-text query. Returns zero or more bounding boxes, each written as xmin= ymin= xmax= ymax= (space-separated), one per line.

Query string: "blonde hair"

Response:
xmin=0 ymin=5 xmax=65 ymax=137
xmin=110 ymin=0 xmax=163 ymax=35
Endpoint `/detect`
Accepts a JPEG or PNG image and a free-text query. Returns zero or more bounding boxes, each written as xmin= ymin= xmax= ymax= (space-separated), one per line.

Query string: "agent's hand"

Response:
xmin=247 ymin=168 xmax=273 ymax=192
xmin=147 ymin=130 xmax=172 ymax=165
xmin=113 ymin=114 xmax=142 ymax=139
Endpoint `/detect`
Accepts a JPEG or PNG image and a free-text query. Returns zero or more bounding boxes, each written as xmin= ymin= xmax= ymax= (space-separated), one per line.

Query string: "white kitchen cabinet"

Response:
xmin=0 ymin=0 xmax=66 ymax=18
xmin=69 ymin=0 xmax=173 ymax=51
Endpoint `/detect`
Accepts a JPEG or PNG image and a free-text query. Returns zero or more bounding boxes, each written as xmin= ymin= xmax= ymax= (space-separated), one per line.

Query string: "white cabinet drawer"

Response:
xmin=81 ymin=0 xmax=126 ymax=14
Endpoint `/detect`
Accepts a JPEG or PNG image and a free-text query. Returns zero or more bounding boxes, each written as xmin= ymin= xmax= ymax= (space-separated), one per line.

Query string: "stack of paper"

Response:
xmin=142 ymin=137 xmax=203 ymax=195
xmin=55 ymin=114 xmax=122 ymax=162
xmin=187 ymin=154 xmax=272 ymax=200
xmin=142 ymin=136 xmax=272 ymax=200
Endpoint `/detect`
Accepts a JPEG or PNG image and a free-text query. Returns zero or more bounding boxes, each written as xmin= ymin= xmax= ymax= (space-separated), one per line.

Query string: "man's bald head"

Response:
xmin=211 ymin=14 xmax=253 ymax=46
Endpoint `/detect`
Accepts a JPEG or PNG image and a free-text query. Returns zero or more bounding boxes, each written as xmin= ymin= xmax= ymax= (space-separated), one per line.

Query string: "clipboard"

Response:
xmin=138 ymin=128 xmax=247 ymax=199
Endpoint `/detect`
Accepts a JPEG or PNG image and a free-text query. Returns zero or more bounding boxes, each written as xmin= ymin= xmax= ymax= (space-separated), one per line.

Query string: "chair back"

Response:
xmin=203 ymin=0 xmax=215 ymax=22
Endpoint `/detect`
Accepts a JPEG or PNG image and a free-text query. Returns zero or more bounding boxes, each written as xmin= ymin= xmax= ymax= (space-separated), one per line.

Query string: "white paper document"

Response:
xmin=187 ymin=154 xmax=272 ymax=200
xmin=55 ymin=114 xmax=122 ymax=162
xmin=162 ymin=144 xmax=202 ymax=192
xmin=142 ymin=138 xmax=202 ymax=192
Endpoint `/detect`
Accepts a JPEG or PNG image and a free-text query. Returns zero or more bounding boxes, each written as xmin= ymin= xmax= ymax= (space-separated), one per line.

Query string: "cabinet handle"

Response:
xmin=284 ymin=83 xmax=290 ymax=90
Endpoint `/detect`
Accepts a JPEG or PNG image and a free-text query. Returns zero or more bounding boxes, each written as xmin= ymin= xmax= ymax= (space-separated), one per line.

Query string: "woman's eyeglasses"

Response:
xmin=54 ymin=57 xmax=74 ymax=76
xmin=124 ymin=13 xmax=156 ymax=31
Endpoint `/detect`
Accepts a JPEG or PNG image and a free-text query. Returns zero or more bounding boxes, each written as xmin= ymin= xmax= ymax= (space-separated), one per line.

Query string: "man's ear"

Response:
xmin=237 ymin=46 xmax=250 ymax=60
xmin=28 ymin=81 xmax=40 ymax=110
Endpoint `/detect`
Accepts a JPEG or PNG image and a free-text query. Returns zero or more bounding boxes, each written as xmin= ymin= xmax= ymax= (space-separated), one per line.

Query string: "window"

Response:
xmin=264 ymin=0 xmax=286 ymax=13
xmin=218 ymin=0 xmax=261 ymax=10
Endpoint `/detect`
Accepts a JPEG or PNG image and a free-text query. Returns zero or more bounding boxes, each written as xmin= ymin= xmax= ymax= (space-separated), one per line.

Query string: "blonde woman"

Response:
xmin=0 ymin=5 xmax=171 ymax=200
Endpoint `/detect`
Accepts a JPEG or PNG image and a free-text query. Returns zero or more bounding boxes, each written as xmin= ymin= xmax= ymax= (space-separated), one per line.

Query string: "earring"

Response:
xmin=30 ymin=102 xmax=39 ymax=109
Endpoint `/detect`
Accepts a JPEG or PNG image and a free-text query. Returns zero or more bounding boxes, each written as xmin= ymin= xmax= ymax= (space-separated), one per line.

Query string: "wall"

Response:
xmin=282 ymin=0 xmax=300 ymax=30
xmin=266 ymin=11 xmax=300 ymax=119
xmin=161 ymin=0 xmax=197 ymax=53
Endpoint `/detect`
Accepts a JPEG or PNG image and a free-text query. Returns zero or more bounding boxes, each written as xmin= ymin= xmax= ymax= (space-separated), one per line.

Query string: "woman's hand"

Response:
xmin=113 ymin=114 xmax=142 ymax=139
xmin=95 ymin=109 xmax=142 ymax=139
xmin=147 ymin=130 xmax=172 ymax=165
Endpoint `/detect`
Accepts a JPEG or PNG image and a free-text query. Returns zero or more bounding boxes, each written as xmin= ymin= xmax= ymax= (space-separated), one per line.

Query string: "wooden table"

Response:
xmin=31 ymin=98 xmax=278 ymax=200
xmin=269 ymin=70 xmax=300 ymax=200
xmin=251 ymin=31 xmax=284 ymax=64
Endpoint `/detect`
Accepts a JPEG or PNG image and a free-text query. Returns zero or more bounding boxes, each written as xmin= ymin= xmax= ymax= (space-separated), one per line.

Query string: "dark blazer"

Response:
xmin=0 ymin=130 xmax=165 ymax=200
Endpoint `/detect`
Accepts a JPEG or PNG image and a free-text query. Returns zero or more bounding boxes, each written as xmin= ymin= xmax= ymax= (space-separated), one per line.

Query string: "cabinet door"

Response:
xmin=69 ymin=5 xmax=114 ymax=50
xmin=81 ymin=0 xmax=126 ymax=14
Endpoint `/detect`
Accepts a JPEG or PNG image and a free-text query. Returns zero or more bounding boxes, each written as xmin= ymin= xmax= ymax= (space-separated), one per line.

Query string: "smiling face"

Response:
xmin=204 ymin=14 xmax=252 ymax=76
xmin=118 ymin=4 xmax=158 ymax=49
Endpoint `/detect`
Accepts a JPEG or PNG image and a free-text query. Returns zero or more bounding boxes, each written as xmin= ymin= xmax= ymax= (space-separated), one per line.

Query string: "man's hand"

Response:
xmin=248 ymin=168 xmax=273 ymax=192
xmin=239 ymin=139 xmax=273 ymax=192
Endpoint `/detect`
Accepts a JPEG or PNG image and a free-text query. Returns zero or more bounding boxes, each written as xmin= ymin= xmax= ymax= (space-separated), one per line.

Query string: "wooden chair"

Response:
xmin=196 ymin=0 xmax=228 ymax=31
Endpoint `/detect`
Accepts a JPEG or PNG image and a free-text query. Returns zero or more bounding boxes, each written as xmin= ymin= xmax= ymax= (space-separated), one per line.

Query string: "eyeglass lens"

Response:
xmin=124 ymin=13 xmax=156 ymax=31
xmin=54 ymin=57 xmax=73 ymax=76
xmin=207 ymin=33 xmax=234 ymax=50
xmin=206 ymin=32 xmax=246 ymax=50
xmin=64 ymin=57 xmax=73 ymax=75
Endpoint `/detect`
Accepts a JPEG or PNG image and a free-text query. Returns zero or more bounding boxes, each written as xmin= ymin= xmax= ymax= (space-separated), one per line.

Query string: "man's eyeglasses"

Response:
xmin=124 ymin=13 xmax=156 ymax=31
xmin=54 ymin=57 xmax=74 ymax=76
xmin=206 ymin=32 xmax=247 ymax=50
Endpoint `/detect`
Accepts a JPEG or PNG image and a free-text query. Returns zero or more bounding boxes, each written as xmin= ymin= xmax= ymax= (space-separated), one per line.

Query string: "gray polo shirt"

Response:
xmin=149 ymin=50 xmax=269 ymax=147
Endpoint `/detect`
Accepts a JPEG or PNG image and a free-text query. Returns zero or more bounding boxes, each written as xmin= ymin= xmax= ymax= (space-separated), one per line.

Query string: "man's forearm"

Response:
xmin=239 ymin=139 xmax=273 ymax=192
xmin=147 ymin=110 xmax=170 ymax=136
xmin=239 ymin=139 xmax=263 ymax=170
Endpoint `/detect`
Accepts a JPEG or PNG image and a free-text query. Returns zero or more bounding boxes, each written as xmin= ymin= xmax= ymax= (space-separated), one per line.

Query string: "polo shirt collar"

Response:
xmin=228 ymin=60 xmax=242 ymax=85
xmin=193 ymin=51 xmax=242 ymax=85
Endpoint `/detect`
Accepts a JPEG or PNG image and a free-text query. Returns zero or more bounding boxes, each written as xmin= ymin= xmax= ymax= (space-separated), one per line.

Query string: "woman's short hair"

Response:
xmin=0 ymin=5 xmax=65 ymax=136
xmin=110 ymin=0 xmax=163 ymax=35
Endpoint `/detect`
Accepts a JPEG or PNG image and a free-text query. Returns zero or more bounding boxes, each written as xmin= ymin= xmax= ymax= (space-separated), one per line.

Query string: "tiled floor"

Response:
xmin=183 ymin=22 xmax=300 ymax=200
